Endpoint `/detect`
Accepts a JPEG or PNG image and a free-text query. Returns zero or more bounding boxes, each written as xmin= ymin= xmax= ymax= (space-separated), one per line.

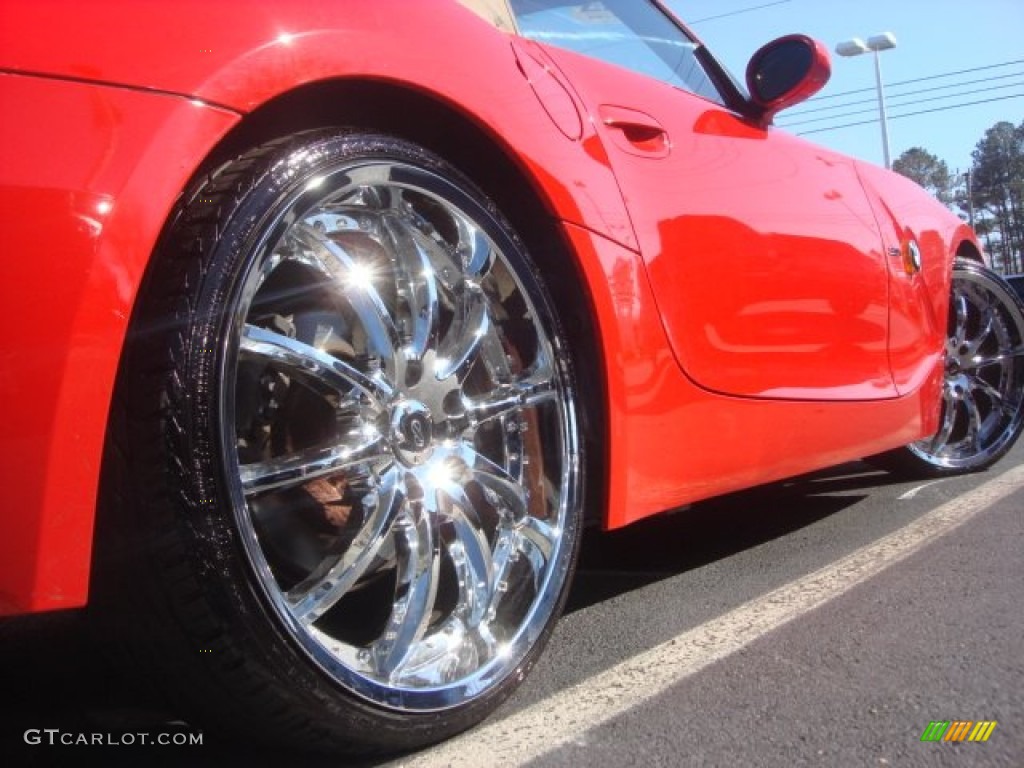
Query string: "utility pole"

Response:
xmin=964 ymin=169 xmax=975 ymax=228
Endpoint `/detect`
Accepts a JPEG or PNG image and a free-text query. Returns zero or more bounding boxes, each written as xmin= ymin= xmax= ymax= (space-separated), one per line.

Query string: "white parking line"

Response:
xmin=897 ymin=478 xmax=947 ymax=500
xmin=402 ymin=463 xmax=1024 ymax=768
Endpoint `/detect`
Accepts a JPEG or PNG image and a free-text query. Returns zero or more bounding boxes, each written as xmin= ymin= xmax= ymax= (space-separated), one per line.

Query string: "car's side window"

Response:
xmin=508 ymin=0 xmax=726 ymax=105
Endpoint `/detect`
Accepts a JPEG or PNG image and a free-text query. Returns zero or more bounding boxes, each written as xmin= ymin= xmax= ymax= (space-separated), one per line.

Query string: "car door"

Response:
xmin=509 ymin=0 xmax=896 ymax=400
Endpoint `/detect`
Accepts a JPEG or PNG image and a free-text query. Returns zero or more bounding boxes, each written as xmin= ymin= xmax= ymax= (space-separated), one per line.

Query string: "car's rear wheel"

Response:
xmin=873 ymin=259 xmax=1024 ymax=477
xmin=96 ymin=132 xmax=583 ymax=753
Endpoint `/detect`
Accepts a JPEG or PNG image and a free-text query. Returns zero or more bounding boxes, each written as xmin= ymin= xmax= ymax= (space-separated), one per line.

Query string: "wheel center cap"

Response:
xmin=391 ymin=401 xmax=435 ymax=466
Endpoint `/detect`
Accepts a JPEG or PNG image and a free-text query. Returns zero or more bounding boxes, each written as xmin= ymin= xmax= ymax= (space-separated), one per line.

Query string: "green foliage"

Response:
xmin=893 ymin=147 xmax=953 ymax=204
xmin=898 ymin=119 xmax=1023 ymax=273
xmin=969 ymin=120 xmax=1024 ymax=273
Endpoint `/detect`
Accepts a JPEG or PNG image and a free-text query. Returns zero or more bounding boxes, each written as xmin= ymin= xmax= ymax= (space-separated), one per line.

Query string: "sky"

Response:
xmin=670 ymin=0 xmax=1024 ymax=174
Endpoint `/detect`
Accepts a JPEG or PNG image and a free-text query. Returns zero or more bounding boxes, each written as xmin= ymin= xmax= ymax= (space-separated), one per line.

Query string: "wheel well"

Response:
xmin=956 ymin=239 xmax=984 ymax=264
xmin=199 ymin=79 xmax=608 ymax=524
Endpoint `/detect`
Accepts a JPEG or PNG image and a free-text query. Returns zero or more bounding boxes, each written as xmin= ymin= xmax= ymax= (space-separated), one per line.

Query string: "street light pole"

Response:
xmin=836 ymin=33 xmax=897 ymax=168
xmin=871 ymin=46 xmax=892 ymax=169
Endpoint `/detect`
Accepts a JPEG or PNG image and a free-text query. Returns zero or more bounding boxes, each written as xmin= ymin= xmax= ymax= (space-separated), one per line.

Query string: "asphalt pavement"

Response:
xmin=2 ymin=444 xmax=1021 ymax=767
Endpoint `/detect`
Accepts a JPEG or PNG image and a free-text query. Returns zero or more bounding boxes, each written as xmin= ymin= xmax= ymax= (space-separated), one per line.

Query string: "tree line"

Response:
xmin=892 ymin=119 xmax=1024 ymax=274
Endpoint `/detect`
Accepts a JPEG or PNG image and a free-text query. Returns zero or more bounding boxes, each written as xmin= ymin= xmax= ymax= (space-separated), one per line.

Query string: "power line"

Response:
xmin=688 ymin=0 xmax=791 ymax=25
xmin=796 ymin=93 xmax=1024 ymax=136
xmin=782 ymin=80 xmax=1024 ymax=128
xmin=807 ymin=59 xmax=1024 ymax=102
xmin=784 ymin=71 xmax=1024 ymax=117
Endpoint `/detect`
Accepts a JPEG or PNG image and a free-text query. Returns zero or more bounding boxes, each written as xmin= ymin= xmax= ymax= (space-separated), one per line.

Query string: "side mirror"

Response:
xmin=746 ymin=35 xmax=831 ymax=125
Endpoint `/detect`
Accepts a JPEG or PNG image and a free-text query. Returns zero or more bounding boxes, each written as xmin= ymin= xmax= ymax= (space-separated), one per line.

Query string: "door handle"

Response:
xmin=598 ymin=105 xmax=670 ymax=158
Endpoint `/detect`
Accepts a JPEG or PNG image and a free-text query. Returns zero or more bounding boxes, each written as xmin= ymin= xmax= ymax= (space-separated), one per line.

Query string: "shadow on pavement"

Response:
xmin=0 ymin=461 xmax=894 ymax=765
xmin=567 ymin=461 xmax=892 ymax=611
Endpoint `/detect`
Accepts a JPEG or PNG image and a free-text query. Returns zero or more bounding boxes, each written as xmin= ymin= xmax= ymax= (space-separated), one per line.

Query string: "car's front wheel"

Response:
xmin=96 ymin=131 xmax=584 ymax=753
xmin=873 ymin=259 xmax=1024 ymax=478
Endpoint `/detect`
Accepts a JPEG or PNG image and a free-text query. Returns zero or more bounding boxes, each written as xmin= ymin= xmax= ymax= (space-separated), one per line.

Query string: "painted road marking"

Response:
xmin=402 ymin=463 xmax=1024 ymax=768
xmin=898 ymin=479 xmax=947 ymax=500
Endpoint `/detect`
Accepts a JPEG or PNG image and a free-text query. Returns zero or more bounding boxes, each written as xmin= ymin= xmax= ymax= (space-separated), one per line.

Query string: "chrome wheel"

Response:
xmin=907 ymin=261 xmax=1024 ymax=471
xmin=220 ymin=154 xmax=581 ymax=710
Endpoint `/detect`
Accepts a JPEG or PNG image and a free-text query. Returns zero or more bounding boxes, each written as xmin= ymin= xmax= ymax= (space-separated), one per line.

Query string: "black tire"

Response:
xmin=870 ymin=259 xmax=1024 ymax=478
xmin=93 ymin=131 xmax=584 ymax=754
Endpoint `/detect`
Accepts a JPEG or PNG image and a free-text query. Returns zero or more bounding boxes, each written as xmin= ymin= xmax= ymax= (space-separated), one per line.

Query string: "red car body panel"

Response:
xmin=854 ymin=162 xmax=979 ymax=394
xmin=542 ymin=45 xmax=896 ymax=400
xmin=0 ymin=0 xmax=977 ymax=615
xmin=0 ymin=74 xmax=240 ymax=614
xmin=564 ymin=220 xmax=943 ymax=531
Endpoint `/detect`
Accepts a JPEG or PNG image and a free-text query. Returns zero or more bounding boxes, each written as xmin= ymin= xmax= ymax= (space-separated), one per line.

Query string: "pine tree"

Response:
xmin=969 ymin=120 xmax=1024 ymax=273
xmin=892 ymin=147 xmax=953 ymax=204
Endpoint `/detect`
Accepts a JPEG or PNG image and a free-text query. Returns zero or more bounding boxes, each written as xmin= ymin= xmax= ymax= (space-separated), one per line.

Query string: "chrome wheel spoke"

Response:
xmin=435 ymin=287 xmax=489 ymax=381
xmin=473 ymin=616 xmax=500 ymax=661
xmin=964 ymin=304 xmax=996 ymax=358
xmin=291 ymin=224 xmax=400 ymax=367
xmin=973 ymin=345 xmax=1024 ymax=368
xmin=460 ymin=444 xmax=529 ymax=521
xmin=286 ymin=480 xmax=405 ymax=626
xmin=240 ymin=433 xmax=388 ymax=496
xmin=518 ymin=515 xmax=557 ymax=562
xmin=929 ymin=393 xmax=958 ymax=454
xmin=372 ymin=508 xmax=441 ymax=679
xmin=454 ymin=211 xmax=496 ymax=279
xmin=962 ymin=391 xmax=984 ymax=451
xmin=240 ymin=324 xmax=392 ymax=402
xmin=967 ymin=373 xmax=1016 ymax=415
xmin=478 ymin=516 xmax=555 ymax=624
xmin=424 ymin=210 xmax=496 ymax=291
xmin=446 ymin=505 xmax=494 ymax=625
xmin=383 ymin=213 xmax=440 ymax=361
xmin=463 ymin=371 xmax=557 ymax=426
xmin=435 ymin=471 xmax=499 ymax=625
xmin=484 ymin=527 xmax=520 ymax=620
xmin=951 ymin=291 xmax=970 ymax=348
xmin=517 ymin=525 xmax=550 ymax=593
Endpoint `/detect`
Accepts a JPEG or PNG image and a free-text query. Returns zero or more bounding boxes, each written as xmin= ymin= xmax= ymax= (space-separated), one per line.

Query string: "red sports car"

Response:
xmin=2 ymin=0 xmax=1022 ymax=754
